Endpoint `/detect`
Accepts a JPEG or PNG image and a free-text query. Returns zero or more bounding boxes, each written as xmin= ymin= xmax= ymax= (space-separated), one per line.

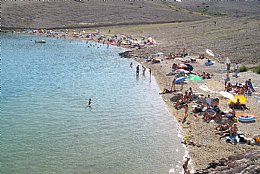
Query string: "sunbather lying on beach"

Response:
xmin=197 ymin=72 xmax=212 ymax=79
xmin=215 ymin=120 xmax=232 ymax=131
xmin=159 ymin=88 xmax=173 ymax=95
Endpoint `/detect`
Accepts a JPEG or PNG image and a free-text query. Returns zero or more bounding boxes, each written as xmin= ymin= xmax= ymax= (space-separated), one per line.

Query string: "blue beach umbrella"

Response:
xmin=175 ymin=76 xmax=186 ymax=84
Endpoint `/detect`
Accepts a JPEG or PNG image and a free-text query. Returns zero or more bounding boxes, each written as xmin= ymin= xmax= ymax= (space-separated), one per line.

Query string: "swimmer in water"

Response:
xmin=87 ymin=98 xmax=92 ymax=107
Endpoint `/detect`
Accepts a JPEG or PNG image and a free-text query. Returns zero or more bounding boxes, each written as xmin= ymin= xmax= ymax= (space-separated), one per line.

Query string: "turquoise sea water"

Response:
xmin=1 ymin=33 xmax=185 ymax=174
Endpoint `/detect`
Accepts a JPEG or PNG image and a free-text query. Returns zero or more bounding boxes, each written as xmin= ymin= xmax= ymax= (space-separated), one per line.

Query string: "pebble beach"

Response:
xmin=2 ymin=0 xmax=260 ymax=173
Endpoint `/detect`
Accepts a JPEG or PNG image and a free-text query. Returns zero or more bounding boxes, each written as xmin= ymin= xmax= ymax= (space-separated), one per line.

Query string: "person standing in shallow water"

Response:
xmin=136 ymin=65 xmax=140 ymax=75
xmin=142 ymin=65 xmax=146 ymax=76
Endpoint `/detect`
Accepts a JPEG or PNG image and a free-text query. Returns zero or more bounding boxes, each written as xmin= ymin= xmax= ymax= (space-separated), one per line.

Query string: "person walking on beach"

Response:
xmin=246 ymin=79 xmax=255 ymax=92
xmin=224 ymin=73 xmax=230 ymax=87
xmin=171 ymin=78 xmax=176 ymax=92
xmin=149 ymin=68 xmax=152 ymax=76
xmin=234 ymin=63 xmax=239 ymax=78
xmin=182 ymin=104 xmax=189 ymax=124
xmin=183 ymin=157 xmax=191 ymax=174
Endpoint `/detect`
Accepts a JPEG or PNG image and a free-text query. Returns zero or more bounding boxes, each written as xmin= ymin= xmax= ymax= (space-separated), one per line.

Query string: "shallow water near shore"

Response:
xmin=1 ymin=33 xmax=185 ymax=174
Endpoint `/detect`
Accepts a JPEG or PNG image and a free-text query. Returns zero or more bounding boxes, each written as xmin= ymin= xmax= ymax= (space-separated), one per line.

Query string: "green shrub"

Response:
xmin=239 ymin=65 xmax=248 ymax=72
xmin=253 ymin=66 xmax=260 ymax=74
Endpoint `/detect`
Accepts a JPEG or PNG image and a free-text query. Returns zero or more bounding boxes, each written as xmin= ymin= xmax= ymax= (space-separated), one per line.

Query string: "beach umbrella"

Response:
xmin=188 ymin=75 xmax=202 ymax=81
xmin=175 ymin=76 xmax=186 ymax=84
xmin=219 ymin=91 xmax=235 ymax=101
xmin=177 ymin=63 xmax=187 ymax=69
xmin=174 ymin=58 xmax=184 ymax=61
xmin=175 ymin=69 xmax=189 ymax=74
xmin=225 ymin=57 xmax=231 ymax=64
xmin=206 ymin=49 xmax=215 ymax=57
xmin=199 ymin=85 xmax=214 ymax=93
xmin=228 ymin=95 xmax=248 ymax=104
xmin=185 ymin=63 xmax=193 ymax=71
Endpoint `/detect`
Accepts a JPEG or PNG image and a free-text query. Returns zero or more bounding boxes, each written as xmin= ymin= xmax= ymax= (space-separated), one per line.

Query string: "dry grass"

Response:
xmin=2 ymin=0 xmax=205 ymax=29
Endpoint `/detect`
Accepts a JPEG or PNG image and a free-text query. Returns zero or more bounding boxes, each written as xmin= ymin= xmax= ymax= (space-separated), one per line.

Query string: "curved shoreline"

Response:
xmin=10 ymin=28 xmax=260 ymax=173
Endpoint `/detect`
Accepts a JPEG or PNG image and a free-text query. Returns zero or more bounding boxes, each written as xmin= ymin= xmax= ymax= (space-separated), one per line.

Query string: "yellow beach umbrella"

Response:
xmin=228 ymin=95 xmax=248 ymax=104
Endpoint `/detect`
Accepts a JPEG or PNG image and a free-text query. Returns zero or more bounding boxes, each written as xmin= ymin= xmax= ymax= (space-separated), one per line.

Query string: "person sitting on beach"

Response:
xmin=172 ymin=63 xmax=177 ymax=72
xmin=225 ymin=82 xmax=233 ymax=92
xmin=207 ymin=73 xmax=211 ymax=79
xmin=212 ymin=98 xmax=220 ymax=107
xmin=192 ymin=103 xmax=204 ymax=114
xmin=203 ymin=105 xmax=216 ymax=122
xmin=238 ymin=86 xmax=245 ymax=95
xmin=204 ymin=105 xmax=222 ymax=122
xmin=201 ymin=72 xmax=207 ymax=79
xmin=229 ymin=99 xmax=248 ymax=110
xmin=218 ymin=123 xmax=238 ymax=140
xmin=175 ymin=93 xmax=185 ymax=110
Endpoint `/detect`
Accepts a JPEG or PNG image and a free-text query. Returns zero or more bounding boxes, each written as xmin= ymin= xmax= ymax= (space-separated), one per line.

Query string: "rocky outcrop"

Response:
xmin=194 ymin=150 xmax=260 ymax=174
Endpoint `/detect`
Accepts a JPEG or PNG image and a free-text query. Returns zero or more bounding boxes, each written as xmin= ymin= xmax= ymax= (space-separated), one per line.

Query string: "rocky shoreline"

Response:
xmin=195 ymin=150 xmax=260 ymax=174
